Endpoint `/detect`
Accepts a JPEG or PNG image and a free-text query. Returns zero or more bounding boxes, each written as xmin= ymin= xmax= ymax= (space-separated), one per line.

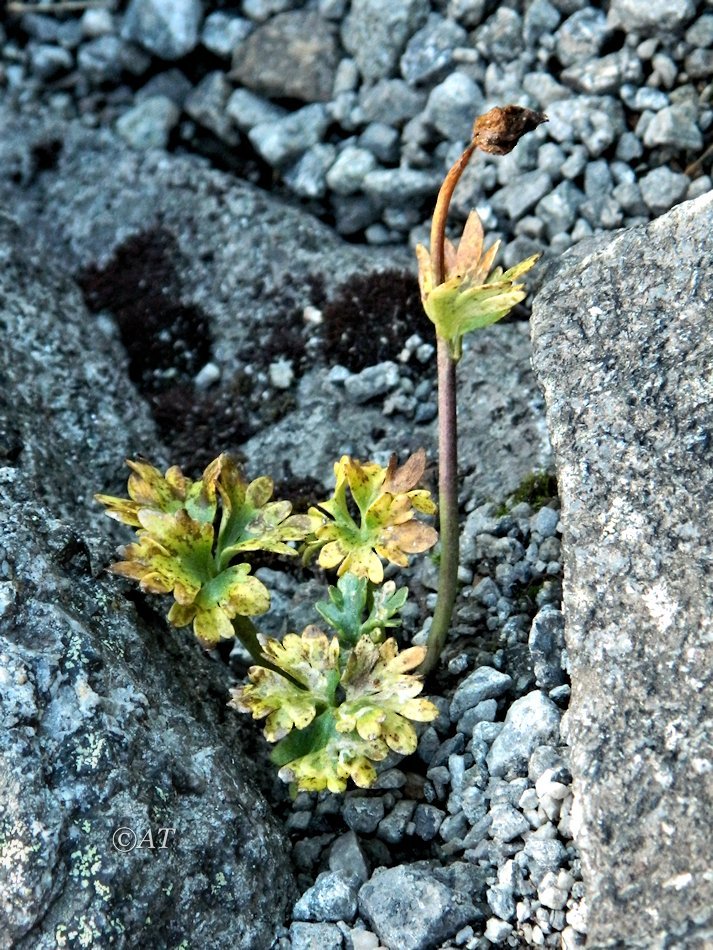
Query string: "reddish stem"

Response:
xmin=420 ymin=141 xmax=478 ymax=677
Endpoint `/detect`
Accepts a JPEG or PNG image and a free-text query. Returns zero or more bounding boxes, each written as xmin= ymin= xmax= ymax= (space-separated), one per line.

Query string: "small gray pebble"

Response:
xmin=343 ymin=797 xmax=385 ymax=834
xmin=289 ymin=921 xmax=343 ymax=950
xmin=450 ymin=667 xmax=512 ymax=722
xmin=293 ymin=869 xmax=360 ymax=923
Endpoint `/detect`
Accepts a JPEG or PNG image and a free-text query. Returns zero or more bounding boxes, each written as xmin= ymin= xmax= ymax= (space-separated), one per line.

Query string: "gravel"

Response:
xmin=122 ymin=0 xmax=203 ymax=60
xmin=2 ymin=0 xmax=706 ymax=255
xmin=263 ymin=486 xmax=576 ymax=949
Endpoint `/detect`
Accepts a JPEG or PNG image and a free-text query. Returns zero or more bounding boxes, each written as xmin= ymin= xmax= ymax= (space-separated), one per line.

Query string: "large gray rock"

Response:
xmin=0 ymin=101 xmax=377 ymax=377
xmin=0 ymin=215 xmax=295 ymax=948
xmin=531 ymin=192 xmax=713 ymax=947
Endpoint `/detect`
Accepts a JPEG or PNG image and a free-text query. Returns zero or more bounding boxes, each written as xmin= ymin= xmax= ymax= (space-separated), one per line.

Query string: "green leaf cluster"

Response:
xmin=99 ymin=450 xmax=439 ymax=793
xmin=316 ymin=574 xmax=408 ymax=647
xmin=232 ymin=628 xmax=438 ymax=793
xmin=96 ymin=455 xmax=318 ymax=647
xmin=305 ymin=449 xmax=438 ymax=583
xmin=416 ymin=210 xmax=539 ymax=359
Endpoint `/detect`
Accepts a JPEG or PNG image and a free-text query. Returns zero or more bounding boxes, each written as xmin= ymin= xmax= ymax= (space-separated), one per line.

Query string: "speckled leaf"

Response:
xmin=165 ymin=564 xmax=270 ymax=647
xmin=343 ymin=457 xmax=386 ymax=516
xmin=339 ymin=547 xmax=384 ymax=584
xmin=383 ymin=521 xmax=439 ymax=554
xmin=97 ymin=458 xmax=221 ymax=527
xmin=408 ymin=489 xmax=438 ymax=515
xmin=230 ymin=668 xmax=320 ymax=741
xmin=216 ymin=457 xmax=317 ymax=564
xmin=334 ymin=637 xmax=438 ymax=759
xmin=109 ymin=509 xmax=215 ymax=602
xmin=277 ymin=727 xmax=388 ymax=793
xmin=182 ymin=454 xmax=222 ymax=524
xmin=245 ymin=475 xmax=274 ymax=509
xmin=259 ymin=626 xmax=340 ymax=699
xmin=307 ymin=453 xmax=437 ymax=580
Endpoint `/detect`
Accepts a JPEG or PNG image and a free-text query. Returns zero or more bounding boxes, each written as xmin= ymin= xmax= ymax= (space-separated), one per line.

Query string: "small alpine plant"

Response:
xmin=97 ymin=104 xmax=543 ymax=792
xmin=97 ymin=450 xmax=440 ymax=793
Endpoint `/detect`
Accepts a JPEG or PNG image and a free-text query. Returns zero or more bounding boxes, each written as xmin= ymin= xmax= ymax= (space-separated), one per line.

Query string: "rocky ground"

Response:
xmin=1 ymin=1 xmax=712 ymax=949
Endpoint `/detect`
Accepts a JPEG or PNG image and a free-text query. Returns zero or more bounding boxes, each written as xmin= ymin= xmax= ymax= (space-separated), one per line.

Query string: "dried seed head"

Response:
xmin=472 ymin=105 xmax=548 ymax=155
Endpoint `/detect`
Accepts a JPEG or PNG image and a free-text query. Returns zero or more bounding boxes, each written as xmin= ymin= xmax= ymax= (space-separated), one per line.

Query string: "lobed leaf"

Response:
xmin=96 ymin=457 xmax=222 ymax=527
xmin=307 ymin=452 xmax=437 ymax=581
xmin=166 ymin=563 xmax=270 ymax=647
xmin=258 ymin=626 xmax=340 ymax=700
xmin=109 ymin=509 xmax=215 ymax=603
xmin=216 ymin=455 xmax=319 ymax=567
xmin=230 ymin=668 xmax=321 ymax=742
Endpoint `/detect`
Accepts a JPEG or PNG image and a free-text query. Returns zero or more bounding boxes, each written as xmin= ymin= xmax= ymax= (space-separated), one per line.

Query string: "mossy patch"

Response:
xmin=322 ymin=269 xmax=433 ymax=372
xmin=77 ymin=228 xmax=212 ymax=395
xmin=496 ymin=470 xmax=558 ymax=515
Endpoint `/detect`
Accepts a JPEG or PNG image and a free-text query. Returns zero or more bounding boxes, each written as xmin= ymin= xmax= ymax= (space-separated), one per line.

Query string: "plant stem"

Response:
xmin=428 ymin=142 xmax=476 ymax=286
xmin=420 ymin=141 xmax=477 ymax=677
xmin=421 ymin=340 xmax=459 ymax=675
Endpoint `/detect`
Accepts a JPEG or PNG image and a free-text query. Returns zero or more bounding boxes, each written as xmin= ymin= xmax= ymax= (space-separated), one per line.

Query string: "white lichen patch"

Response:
xmin=0 ymin=580 xmax=16 ymax=616
xmin=662 ymin=872 xmax=693 ymax=890
xmin=55 ymin=913 xmax=104 ymax=949
xmin=599 ymin=496 xmax=647 ymax=546
xmin=94 ymin=879 xmax=111 ymax=900
xmin=63 ymin=631 xmax=84 ymax=673
xmin=74 ymin=677 xmax=102 ymax=715
xmin=211 ymin=870 xmax=227 ymax=895
xmin=0 ymin=813 xmax=49 ymax=893
xmin=642 ymin=580 xmax=678 ymax=634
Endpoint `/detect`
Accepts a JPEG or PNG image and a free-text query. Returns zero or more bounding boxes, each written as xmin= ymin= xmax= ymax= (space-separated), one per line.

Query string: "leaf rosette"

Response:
xmin=305 ymin=449 xmax=438 ymax=583
xmin=235 ymin=627 xmax=438 ymax=792
xmin=96 ymin=454 xmax=316 ymax=648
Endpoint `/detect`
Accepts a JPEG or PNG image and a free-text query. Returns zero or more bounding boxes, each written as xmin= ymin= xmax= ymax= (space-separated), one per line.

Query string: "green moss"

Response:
xmin=524 ymin=582 xmax=545 ymax=603
xmin=496 ymin=470 xmax=558 ymax=515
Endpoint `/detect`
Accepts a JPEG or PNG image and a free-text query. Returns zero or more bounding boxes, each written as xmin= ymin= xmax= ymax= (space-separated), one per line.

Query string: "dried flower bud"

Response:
xmin=472 ymin=105 xmax=548 ymax=155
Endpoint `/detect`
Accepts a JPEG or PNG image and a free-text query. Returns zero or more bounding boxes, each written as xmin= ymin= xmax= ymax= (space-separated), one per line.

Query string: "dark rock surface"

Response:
xmin=0 ymin=213 xmax=296 ymax=948
xmin=531 ymin=192 xmax=713 ymax=948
